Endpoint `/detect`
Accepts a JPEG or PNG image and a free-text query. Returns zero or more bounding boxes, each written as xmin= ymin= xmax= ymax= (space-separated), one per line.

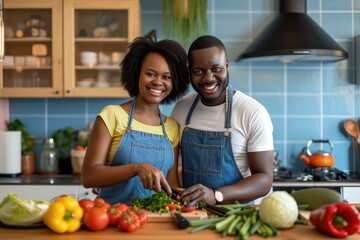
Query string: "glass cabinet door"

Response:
xmin=63 ymin=0 xmax=140 ymax=97
xmin=1 ymin=0 xmax=63 ymax=97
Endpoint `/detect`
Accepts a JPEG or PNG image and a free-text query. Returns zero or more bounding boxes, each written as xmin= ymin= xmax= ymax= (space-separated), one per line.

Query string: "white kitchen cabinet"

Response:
xmin=342 ymin=187 xmax=360 ymax=204
xmin=0 ymin=185 xmax=78 ymax=202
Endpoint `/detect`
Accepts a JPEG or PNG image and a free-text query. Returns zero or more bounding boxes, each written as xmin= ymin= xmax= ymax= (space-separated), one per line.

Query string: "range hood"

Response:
xmin=237 ymin=0 xmax=348 ymax=63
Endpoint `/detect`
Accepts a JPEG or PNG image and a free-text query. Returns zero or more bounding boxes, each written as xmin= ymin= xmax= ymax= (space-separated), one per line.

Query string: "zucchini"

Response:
xmin=290 ymin=188 xmax=343 ymax=210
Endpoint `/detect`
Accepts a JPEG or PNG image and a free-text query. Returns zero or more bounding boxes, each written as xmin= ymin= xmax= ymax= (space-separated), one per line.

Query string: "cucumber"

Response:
xmin=290 ymin=188 xmax=344 ymax=210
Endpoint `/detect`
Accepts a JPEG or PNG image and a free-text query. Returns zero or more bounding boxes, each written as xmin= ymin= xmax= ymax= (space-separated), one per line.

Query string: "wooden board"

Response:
xmin=147 ymin=210 xmax=208 ymax=222
xmin=299 ymin=210 xmax=312 ymax=225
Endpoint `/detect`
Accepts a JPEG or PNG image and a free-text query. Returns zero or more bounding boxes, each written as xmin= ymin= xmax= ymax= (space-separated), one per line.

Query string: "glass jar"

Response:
xmin=39 ymin=138 xmax=59 ymax=174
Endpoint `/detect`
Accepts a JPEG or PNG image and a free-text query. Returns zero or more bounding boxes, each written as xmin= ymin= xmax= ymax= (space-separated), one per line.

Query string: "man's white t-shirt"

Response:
xmin=171 ymin=90 xmax=274 ymax=178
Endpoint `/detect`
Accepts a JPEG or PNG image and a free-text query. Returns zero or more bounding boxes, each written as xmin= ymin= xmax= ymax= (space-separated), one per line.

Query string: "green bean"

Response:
xmin=227 ymin=215 xmax=242 ymax=235
xmin=189 ymin=217 xmax=223 ymax=227
xmin=227 ymin=207 xmax=256 ymax=215
xmin=249 ymin=219 xmax=262 ymax=234
xmin=239 ymin=216 xmax=252 ymax=237
xmin=190 ymin=222 xmax=214 ymax=233
xmin=215 ymin=214 xmax=236 ymax=232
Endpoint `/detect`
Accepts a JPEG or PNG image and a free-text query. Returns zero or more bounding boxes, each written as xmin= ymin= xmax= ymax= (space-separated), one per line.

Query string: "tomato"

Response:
xmin=112 ymin=203 xmax=130 ymax=213
xmin=118 ymin=212 xmax=141 ymax=232
xmin=163 ymin=203 xmax=179 ymax=211
xmin=94 ymin=198 xmax=110 ymax=211
xmin=107 ymin=207 xmax=122 ymax=227
xmin=94 ymin=197 xmax=106 ymax=205
xmin=78 ymin=199 xmax=95 ymax=214
xmin=84 ymin=207 xmax=109 ymax=231
xmin=135 ymin=208 xmax=148 ymax=226
xmin=181 ymin=205 xmax=196 ymax=213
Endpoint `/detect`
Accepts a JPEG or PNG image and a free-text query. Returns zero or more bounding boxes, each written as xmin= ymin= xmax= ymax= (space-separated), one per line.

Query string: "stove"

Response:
xmin=273 ymin=167 xmax=360 ymax=182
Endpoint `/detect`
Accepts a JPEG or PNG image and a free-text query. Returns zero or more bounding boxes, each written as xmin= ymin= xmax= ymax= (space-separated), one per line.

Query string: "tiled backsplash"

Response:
xmin=9 ymin=0 xmax=360 ymax=172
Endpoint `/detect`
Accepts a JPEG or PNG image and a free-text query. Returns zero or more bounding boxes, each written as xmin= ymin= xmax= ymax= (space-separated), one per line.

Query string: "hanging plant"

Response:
xmin=162 ymin=0 xmax=208 ymax=49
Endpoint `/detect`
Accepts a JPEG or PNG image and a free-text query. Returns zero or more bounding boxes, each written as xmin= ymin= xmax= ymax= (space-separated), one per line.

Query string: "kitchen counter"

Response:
xmin=0 ymin=175 xmax=359 ymax=187
xmin=0 ymin=174 xmax=82 ymax=185
xmin=0 ymin=222 xmax=359 ymax=240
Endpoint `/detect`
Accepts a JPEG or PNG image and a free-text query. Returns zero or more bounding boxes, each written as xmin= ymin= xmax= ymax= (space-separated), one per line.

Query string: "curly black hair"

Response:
xmin=120 ymin=36 xmax=190 ymax=104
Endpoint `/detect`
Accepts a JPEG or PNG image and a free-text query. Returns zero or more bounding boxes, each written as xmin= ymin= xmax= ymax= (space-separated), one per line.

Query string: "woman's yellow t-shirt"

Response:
xmin=98 ymin=105 xmax=180 ymax=165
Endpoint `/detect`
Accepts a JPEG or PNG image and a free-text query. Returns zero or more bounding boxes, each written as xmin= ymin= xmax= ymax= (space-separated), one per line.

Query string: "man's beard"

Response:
xmin=191 ymin=71 xmax=229 ymax=106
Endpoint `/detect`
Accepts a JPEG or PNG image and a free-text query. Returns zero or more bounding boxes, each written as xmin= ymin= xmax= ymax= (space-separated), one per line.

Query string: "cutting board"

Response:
xmin=147 ymin=210 xmax=208 ymax=222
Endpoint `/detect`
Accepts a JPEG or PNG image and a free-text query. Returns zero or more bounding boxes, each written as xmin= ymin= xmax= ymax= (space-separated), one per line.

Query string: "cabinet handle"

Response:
xmin=55 ymin=90 xmax=59 ymax=94
xmin=66 ymin=90 xmax=70 ymax=94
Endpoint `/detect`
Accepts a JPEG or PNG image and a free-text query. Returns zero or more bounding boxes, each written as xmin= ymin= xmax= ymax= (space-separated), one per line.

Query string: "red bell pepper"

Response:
xmin=309 ymin=203 xmax=360 ymax=238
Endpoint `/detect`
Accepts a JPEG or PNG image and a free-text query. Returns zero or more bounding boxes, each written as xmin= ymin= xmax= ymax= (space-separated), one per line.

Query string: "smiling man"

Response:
xmin=171 ymin=35 xmax=274 ymax=205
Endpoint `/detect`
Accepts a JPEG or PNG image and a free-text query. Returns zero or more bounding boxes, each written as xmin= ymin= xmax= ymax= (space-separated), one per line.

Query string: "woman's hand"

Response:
xmin=135 ymin=163 xmax=170 ymax=193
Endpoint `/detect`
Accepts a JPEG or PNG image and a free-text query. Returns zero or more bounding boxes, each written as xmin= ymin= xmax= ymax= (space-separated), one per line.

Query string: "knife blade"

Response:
xmin=205 ymin=203 xmax=228 ymax=217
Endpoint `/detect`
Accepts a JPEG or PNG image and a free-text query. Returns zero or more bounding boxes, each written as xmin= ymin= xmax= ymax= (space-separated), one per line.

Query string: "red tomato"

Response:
xmin=94 ymin=197 xmax=106 ymax=205
xmin=112 ymin=203 xmax=130 ymax=213
xmin=78 ymin=199 xmax=95 ymax=214
xmin=134 ymin=208 xmax=148 ymax=226
xmin=84 ymin=207 xmax=109 ymax=231
xmin=163 ymin=203 xmax=179 ymax=211
xmin=181 ymin=205 xmax=196 ymax=213
xmin=118 ymin=212 xmax=141 ymax=232
xmin=94 ymin=198 xmax=110 ymax=211
xmin=107 ymin=207 xmax=122 ymax=227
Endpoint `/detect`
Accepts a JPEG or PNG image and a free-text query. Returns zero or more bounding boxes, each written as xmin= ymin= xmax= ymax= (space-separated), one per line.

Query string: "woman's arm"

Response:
xmin=81 ymin=116 xmax=172 ymax=192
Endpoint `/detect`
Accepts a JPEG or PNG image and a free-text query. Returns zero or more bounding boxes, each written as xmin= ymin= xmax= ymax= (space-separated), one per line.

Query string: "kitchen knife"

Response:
xmin=170 ymin=212 xmax=190 ymax=229
xmin=205 ymin=203 xmax=228 ymax=217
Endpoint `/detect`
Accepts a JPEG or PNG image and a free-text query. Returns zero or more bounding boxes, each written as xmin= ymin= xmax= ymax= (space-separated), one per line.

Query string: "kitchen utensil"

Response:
xmin=204 ymin=203 xmax=227 ymax=217
xmin=299 ymin=139 xmax=335 ymax=168
xmin=170 ymin=212 xmax=190 ymax=229
xmin=344 ymin=119 xmax=360 ymax=144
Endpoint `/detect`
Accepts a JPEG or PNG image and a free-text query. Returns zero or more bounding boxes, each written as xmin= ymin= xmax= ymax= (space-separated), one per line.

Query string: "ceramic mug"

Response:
xmin=80 ymin=51 xmax=97 ymax=66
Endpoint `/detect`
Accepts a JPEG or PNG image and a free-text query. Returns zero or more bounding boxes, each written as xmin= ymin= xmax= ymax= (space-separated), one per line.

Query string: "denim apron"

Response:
xmin=98 ymin=99 xmax=174 ymax=204
xmin=181 ymin=87 xmax=243 ymax=189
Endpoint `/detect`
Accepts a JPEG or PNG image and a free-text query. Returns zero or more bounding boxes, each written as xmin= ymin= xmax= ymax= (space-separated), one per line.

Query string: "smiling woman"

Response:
xmin=81 ymin=36 xmax=190 ymax=205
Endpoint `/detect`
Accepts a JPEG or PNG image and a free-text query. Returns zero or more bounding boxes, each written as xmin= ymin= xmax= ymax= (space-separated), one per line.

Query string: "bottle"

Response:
xmin=39 ymin=138 xmax=59 ymax=174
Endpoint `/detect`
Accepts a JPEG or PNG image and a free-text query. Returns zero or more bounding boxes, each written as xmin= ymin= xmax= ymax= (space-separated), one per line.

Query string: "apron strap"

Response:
xmin=127 ymin=98 xmax=168 ymax=137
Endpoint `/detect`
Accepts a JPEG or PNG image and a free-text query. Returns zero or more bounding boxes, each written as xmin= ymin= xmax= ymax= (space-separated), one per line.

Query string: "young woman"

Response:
xmin=81 ymin=37 xmax=190 ymax=204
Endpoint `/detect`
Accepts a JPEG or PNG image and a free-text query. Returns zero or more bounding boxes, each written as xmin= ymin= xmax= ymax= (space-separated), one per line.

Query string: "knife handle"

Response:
xmin=170 ymin=212 xmax=190 ymax=229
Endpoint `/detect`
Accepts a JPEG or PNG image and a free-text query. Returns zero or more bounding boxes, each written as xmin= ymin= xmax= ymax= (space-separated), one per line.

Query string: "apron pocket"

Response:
xmin=183 ymin=141 xmax=222 ymax=177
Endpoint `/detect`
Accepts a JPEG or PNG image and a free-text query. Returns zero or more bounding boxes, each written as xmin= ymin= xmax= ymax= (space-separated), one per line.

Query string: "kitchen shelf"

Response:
xmin=0 ymin=0 xmax=139 ymax=98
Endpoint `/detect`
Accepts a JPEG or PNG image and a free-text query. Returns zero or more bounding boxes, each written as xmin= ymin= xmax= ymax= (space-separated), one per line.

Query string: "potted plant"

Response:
xmin=52 ymin=126 xmax=77 ymax=174
xmin=162 ymin=0 xmax=208 ymax=48
xmin=7 ymin=119 xmax=37 ymax=175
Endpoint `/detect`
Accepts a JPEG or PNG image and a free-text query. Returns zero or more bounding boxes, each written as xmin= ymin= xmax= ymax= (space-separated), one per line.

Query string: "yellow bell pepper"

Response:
xmin=43 ymin=195 xmax=83 ymax=233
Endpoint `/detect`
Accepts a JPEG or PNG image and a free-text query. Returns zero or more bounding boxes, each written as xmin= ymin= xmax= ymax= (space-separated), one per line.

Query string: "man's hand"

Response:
xmin=179 ymin=184 xmax=216 ymax=204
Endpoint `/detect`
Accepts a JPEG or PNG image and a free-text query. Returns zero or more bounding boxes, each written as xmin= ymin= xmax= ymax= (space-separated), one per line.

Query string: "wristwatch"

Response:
xmin=214 ymin=189 xmax=224 ymax=204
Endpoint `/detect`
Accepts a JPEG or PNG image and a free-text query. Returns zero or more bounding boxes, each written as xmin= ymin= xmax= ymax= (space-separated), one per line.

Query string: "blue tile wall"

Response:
xmin=8 ymin=0 xmax=360 ymax=173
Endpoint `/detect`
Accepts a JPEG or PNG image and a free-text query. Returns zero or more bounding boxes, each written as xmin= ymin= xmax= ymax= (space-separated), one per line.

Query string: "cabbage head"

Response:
xmin=0 ymin=193 xmax=50 ymax=226
xmin=259 ymin=191 xmax=298 ymax=229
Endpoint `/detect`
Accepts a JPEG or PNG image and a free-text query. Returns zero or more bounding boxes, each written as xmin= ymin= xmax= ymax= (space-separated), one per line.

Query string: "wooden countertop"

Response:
xmin=0 ymin=222 xmax=359 ymax=240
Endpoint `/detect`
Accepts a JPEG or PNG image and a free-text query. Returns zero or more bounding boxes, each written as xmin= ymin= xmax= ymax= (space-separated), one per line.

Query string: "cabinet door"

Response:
xmin=0 ymin=185 xmax=78 ymax=202
xmin=63 ymin=0 xmax=140 ymax=97
xmin=342 ymin=187 xmax=360 ymax=204
xmin=1 ymin=0 xmax=63 ymax=97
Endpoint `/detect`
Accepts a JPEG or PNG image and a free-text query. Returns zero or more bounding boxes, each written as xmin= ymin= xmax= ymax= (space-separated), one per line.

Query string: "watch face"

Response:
xmin=215 ymin=190 xmax=224 ymax=202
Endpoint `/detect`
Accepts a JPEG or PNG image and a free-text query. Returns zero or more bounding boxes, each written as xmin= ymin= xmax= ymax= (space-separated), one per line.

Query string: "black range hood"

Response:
xmin=237 ymin=0 xmax=348 ymax=63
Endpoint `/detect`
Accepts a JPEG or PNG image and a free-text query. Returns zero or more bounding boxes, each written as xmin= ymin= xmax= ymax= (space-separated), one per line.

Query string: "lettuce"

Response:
xmin=0 ymin=193 xmax=50 ymax=226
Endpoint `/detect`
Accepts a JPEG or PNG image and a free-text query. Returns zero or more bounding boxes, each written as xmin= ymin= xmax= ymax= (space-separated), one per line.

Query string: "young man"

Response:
xmin=171 ymin=35 xmax=274 ymax=204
